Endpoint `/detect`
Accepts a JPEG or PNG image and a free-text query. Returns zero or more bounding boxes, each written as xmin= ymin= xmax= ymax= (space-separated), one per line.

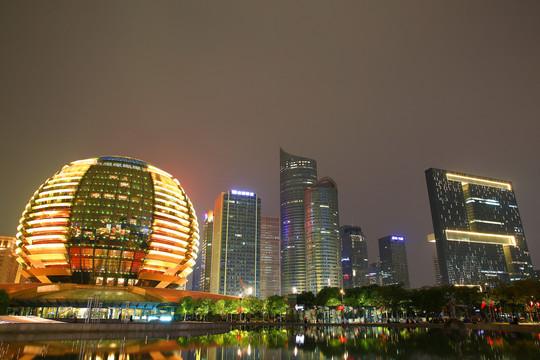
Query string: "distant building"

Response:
xmin=305 ymin=178 xmax=342 ymax=293
xmin=367 ymin=262 xmax=382 ymax=286
xmin=260 ymin=216 xmax=281 ymax=298
xmin=210 ymin=190 xmax=261 ymax=297
xmin=199 ymin=211 xmax=214 ymax=293
xmin=340 ymin=225 xmax=369 ymax=288
xmin=379 ymin=235 xmax=410 ymax=289
xmin=425 ymin=168 xmax=534 ymax=285
xmin=0 ymin=236 xmax=21 ymax=283
xmin=280 ymin=148 xmax=317 ymax=295
xmin=428 ymin=233 xmax=442 ymax=286
xmin=433 ymin=254 xmax=442 ymax=286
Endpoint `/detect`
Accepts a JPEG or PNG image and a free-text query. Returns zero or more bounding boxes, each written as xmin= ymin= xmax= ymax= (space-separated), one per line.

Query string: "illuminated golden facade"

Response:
xmin=15 ymin=156 xmax=199 ymax=288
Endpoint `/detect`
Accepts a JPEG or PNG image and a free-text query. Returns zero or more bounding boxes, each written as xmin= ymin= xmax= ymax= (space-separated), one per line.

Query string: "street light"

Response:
xmin=340 ymin=289 xmax=345 ymax=323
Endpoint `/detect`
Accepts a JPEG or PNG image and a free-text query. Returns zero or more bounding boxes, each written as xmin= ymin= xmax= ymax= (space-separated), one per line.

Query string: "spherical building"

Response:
xmin=15 ymin=156 xmax=199 ymax=288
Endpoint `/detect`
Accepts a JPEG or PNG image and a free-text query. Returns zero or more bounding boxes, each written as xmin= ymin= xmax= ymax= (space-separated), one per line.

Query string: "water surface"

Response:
xmin=1 ymin=326 xmax=539 ymax=359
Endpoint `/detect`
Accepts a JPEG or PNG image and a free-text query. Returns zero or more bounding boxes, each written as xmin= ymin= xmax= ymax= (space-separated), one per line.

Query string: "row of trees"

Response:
xmin=174 ymin=280 xmax=540 ymax=323
xmin=175 ymin=295 xmax=289 ymax=321
xmin=296 ymin=280 xmax=540 ymax=321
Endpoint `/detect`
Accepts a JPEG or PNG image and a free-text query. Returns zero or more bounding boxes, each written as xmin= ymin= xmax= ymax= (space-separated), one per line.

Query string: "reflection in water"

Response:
xmin=1 ymin=326 xmax=539 ymax=359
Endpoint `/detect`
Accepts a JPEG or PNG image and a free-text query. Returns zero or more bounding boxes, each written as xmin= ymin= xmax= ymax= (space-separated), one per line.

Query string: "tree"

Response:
xmin=0 ymin=289 xmax=9 ymax=315
xmin=315 ymin=287 xmax=341 ymax=307
xmin=215 ymin=299 xmax=227 ymax=321
xmin=410 ymin=286 xmax=449 ymax=319
xmin=176 ymin=296 xmax=196 ymax=321
xmin=242 ymin=296 xmax=263 ymax=321
xmin=195 ymin=298 xmax=215 ymax=321
xmin=297 ymin=291 xmax=316 ymax=309
xmin=264 ymin=295 xmax=288 ymax=321
xmin=226 ymin=299 xmax=241 ymax=321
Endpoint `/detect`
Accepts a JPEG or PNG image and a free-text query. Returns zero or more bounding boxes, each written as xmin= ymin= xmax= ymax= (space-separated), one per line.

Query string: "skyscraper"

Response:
xmin=340 ymin=225 xmax=369 ymax=288
xmin=260 ymin=216 xmax=281 ymax=298
xmin=305 ymin=178 xmax=342 ymax=293
xmin=425 ymin=168 xmax=534 ymax=285
xmin=378 ymin=235 xmax=410 ymax=289
xmin=280 ymin=149 xmax=317 ymax=295
xmin=199 ymin=211 xmax=214 ymax=293
xmin=210 ymin=190 xmax=261 ymax=297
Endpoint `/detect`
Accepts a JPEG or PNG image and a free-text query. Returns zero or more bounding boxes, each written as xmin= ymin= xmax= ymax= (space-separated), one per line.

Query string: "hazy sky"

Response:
xmin=1 ymin=1 xmax=539 ymax=288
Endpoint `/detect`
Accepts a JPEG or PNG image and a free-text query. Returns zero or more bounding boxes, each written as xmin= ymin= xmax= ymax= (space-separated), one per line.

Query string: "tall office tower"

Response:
xmin=378 ymin=235 xmax=410 ymax=289
xmin=340 ymin=225 xmax=369 ymax=288
xmin=260 ymin=216 xmax=281 ymax=298
xmin=305 ymin=178 xmax=342 ymax=293
xmin=199 ymin=211 xmax=214 ymax=293
xmin=425 ymin=168 xmax=534 ymax=285
xmin=210 ymin=190 xmax=261 ymax=297
xmin=0 ymin=236 xmax=21 ymax=283
xmin=280 ymin=148 xmax=317 ymax=295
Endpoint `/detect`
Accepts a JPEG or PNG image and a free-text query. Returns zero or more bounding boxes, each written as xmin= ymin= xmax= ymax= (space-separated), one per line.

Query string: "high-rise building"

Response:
xmin=379 ymin=235 xmax=410 ymax=289
xmin=260 ymin=216 xmax=281 ymax=298
xmin=305 ymin=178 xmax=342 ymax=293
xmin=199 ymin=211 xmax=214 ymax=293
xmin=425 ymin=168 xmax=534 ymax=285
xmin=0 ymin=236 xmax=21 ymax=283
xmin=340 ymin=225 xmax=369 ymax=288
xmin=210 ymin=190 xmax=261 ymax=297
xmin=280 ymin=149 xmax=317 ymax=295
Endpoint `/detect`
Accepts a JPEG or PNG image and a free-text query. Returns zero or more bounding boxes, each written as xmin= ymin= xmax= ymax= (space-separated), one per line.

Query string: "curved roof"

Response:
xmin=314 ymin=177 xmax=337 ymax=188
xmin=0 ymin=283 xmax=238 ymax=309
xmin=280 ymin=148 xmax=316 ymax=164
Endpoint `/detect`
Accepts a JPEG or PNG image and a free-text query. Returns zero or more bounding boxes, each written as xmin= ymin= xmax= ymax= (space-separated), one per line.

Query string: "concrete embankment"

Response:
xmin=0 ymin=321 xmax=231 ymax=341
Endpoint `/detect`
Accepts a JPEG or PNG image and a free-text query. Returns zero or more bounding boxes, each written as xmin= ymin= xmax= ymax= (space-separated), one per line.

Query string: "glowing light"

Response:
xmin=446 ymin=173 xmax=512 ymax=190
xmin=150 ymin=233 xmax=189 ymax=245
xmin=231 ymin=189 xmax=255 ymax=197
xmin=445 ymin=229 xmax=516 ymax=246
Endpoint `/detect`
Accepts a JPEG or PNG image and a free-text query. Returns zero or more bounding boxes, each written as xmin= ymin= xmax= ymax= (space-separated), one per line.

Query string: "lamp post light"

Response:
xmin=340 ymin=289 xmax=345 ymax=323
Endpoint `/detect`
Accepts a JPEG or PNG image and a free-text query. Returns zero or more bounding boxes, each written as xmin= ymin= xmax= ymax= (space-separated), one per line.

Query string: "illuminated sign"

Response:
xmin=391 ymin=236 xmax=404 ymax=241
xmin=231 ymin=190 xmax=254 ymax=197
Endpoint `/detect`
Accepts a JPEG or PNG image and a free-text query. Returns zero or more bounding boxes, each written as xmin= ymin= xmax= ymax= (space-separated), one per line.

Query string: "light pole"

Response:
xmin=340 ymin=289 xmax=345 ymax=323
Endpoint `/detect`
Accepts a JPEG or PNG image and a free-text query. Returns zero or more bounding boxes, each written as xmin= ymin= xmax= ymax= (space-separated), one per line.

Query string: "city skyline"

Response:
xmin=1 ymin=1 xmax=539 ymax=288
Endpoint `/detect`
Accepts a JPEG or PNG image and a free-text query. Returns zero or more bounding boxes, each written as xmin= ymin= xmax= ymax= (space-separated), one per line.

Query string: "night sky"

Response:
xmin=1 ymin=1 xmax=539 ymax=288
